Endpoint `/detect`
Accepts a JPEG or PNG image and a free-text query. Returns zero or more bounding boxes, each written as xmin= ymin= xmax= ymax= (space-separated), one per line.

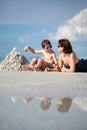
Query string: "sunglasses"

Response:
xmin=46 ymin=45 xmax=52 ymax=50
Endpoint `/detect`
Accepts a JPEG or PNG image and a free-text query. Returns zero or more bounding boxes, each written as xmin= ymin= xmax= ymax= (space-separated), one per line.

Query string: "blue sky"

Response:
xmin=0 ymin=0 xmax=87 ymax=60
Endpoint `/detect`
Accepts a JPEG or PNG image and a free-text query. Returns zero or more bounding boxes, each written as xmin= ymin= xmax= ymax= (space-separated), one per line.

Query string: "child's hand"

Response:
xmin=53 ymin=64 xmax=61 ymax=72
xmin=53 ymin=64 xmax=59 ymax=69
xmin=24 ymin=46 xmax=29 ymax=51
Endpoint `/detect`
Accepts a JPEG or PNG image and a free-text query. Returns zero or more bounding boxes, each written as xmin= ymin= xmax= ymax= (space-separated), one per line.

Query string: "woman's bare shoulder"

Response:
xmin=70 ymin=52 xmax=77 ymax=58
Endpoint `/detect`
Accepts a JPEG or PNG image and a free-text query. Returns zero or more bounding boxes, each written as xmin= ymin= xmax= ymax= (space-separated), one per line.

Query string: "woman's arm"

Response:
xmin=58 ymin=54 xmax=63 ymax=70
xmin=24 ymin=46 xmax=42 ymax=54
xmin=52 ymin=53 xmax=58 ymax=65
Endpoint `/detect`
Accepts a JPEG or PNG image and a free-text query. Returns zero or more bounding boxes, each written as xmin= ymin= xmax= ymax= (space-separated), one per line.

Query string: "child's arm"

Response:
xmin=24 ymin=46 xmax=42 ymax=54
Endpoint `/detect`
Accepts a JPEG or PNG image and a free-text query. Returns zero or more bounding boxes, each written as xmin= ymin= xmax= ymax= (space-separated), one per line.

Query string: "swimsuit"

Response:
xmin=46 ymin=62 xmax=53 ymax=68
xmin=75 ymin=59 xmax=87 ymax=72
xmin=40 ymin=62 xmax=53 ymax=71
xmin=64 ymin=59 xmax=87 ymax=72
xmin=64 ymin=64 xmax=70 ymax=69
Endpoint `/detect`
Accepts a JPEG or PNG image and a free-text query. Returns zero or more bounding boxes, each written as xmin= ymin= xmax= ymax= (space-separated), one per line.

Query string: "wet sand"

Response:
xmin=0 ymin=71 xmax=87 ymax=130
xmin=0 ymin=71 xmax=87 ymax=97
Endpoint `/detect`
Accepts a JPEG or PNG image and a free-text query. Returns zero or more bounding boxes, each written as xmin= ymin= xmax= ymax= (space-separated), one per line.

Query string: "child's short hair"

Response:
xmin=41 ymin=39 xmax=51 ymax=48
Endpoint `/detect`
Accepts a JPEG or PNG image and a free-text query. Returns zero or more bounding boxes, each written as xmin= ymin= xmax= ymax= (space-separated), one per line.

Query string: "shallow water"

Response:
xmin=0 ymin=95 xmax=87 ymax=130
xmin=0 ymin=72 xmax=87 ymax=130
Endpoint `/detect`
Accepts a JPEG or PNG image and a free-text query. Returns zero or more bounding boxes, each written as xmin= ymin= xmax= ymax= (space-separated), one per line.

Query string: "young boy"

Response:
xmin=23 ymin=39 xmax=58 ymax=71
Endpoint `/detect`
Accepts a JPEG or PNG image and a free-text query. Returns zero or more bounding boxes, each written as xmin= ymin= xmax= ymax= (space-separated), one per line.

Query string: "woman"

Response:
xmin=57 ymin=97 xmax=72 ymax=112
xmin=57 ymin=38 xmax=87 ymax=72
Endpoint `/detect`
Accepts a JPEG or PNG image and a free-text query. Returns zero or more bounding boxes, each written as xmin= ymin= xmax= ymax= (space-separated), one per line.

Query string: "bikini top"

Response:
xmin=64 ymin=64 xmax=70 ymax=69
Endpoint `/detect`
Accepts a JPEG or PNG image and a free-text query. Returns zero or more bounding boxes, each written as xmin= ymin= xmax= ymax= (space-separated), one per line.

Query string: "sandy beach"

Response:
xmin=0 ymin=71 xmax=87 ymax=97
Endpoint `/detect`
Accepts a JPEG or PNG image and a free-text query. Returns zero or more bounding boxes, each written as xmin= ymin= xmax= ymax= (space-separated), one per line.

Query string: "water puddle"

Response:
xmin=0 ymin=95 xmax=87 ymax=130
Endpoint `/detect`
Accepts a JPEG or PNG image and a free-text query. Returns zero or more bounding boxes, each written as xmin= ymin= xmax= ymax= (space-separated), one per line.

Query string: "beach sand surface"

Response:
xmin=0 ymin=71 xmax=87 ymax=97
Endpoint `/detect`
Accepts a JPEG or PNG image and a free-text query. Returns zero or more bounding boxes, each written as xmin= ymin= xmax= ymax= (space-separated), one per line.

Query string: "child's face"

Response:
xmin=45 ymin=45 xmax=52 ymax=52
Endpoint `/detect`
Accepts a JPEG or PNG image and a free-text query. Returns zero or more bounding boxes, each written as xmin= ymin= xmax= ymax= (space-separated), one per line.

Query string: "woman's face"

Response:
xmin=57 ymin=44 xmax=64 ymax=53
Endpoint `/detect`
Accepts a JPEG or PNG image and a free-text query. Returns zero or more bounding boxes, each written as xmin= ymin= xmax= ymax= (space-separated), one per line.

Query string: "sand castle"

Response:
xmin=0 ymin=48 xmax=29 ymax=71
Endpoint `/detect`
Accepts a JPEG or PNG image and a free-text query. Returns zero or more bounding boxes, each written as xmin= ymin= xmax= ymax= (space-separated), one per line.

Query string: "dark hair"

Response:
xmin=57 ymin=98 xmax=72 ymax=112
xmin=58 ymin=39 xmax=73 ymax=54
xmin=41 ymin=39 xmax=51 ymax=48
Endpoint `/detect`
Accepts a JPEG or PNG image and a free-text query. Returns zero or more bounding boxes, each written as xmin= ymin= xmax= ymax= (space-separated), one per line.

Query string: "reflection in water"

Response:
xmin=1 ymin=95 xmax=87 ymax=130
xmin=35 ymin=97 xmax=52 ymax=110
xmin=10 ymin=96 xmax=87 ymax=113
xmin=11 ymin=96 xmax=52 ymax=110
xmin=57 ymin=97 xmax=72 ymax=112
xmin=40 ymin=97 xmax=51 ymax=110
xmin=73 ymin=97 xmax=87 ymax=112
xmin=11 ymin=96 xmax=17 ymax=103
xmin=23 ymin=97 xmax=33 ymax=103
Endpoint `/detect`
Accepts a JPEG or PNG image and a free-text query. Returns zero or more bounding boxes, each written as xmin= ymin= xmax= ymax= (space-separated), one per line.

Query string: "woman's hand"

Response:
xmin=61 ymin=68 xmax=66 ymax=72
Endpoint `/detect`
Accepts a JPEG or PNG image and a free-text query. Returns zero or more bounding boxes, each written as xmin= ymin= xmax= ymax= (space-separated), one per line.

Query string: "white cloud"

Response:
xmin=48 ymin=8 xmax=87 ymax=41
xmin=19 ymin=37 xmax=26 ymax=43
xmin=73 ymin=97 xmax=87 ymax=112
xmin=19 ymin=34 xmax=30 ymax=43
xmin=25 ymin=34 xmax=30 ymax=38
xmin=42 ymin=28 xmax=47 ymax=33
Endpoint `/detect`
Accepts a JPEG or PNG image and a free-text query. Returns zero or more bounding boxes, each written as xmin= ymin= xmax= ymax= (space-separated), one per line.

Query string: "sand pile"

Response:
xmin=0 ymin=48 xmax=29 ymax=71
